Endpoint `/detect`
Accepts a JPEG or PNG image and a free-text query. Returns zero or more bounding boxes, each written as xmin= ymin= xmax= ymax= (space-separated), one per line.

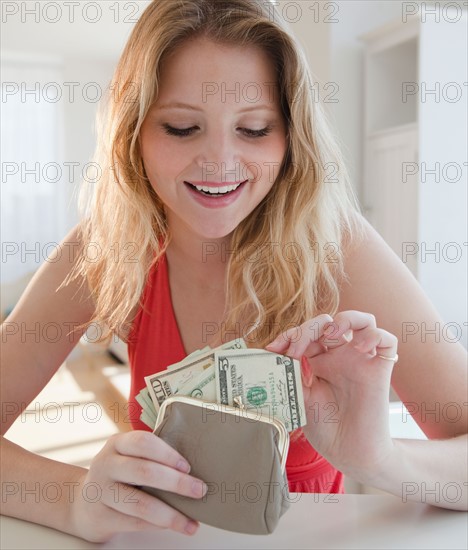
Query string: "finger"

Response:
xmin=352 ymin=327 xmax=398 ymax=357
xmin=303 ymin=340 xmax=328 ymax=360
xmin=265 ymin=325 xmax=304 ymax=353
xmin=113 ymin=431 xmax=192 ymax=473
xmin=322 ymin=311 xmax=377 ymax=347
xmin=108 ymin=455 xmax=208 ymax=500
xmin=100 ymin=482 xmax=200 ymax=536
xmin=291 ymin=315 xmax=351 ymax=358
xmin=320 ymin=328 xmax=353 ymax=351
xmin=298 ymin=330 xmax=351 ymax=359
xmin=266 ymin=314 xmax=333 ymax=358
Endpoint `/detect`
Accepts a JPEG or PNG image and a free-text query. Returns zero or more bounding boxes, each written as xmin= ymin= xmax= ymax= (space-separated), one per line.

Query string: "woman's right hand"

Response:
xmin=68 ymin=430 xmax=207 ymax=543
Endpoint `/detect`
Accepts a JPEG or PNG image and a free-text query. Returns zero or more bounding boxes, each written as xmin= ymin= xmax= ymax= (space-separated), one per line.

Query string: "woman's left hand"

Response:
xmin=266 ymin=310 xmax=399 ymax=483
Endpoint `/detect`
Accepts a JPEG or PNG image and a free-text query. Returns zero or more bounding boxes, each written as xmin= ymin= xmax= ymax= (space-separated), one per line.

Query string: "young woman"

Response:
xmin=1 ymin=0 xmax=466 ymax=543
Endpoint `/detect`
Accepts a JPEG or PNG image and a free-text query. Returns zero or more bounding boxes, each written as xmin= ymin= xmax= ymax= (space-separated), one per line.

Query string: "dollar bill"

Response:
xmin=175 ymin=365 xmax=217 ymax=402
xmin=140 ymin=409 xmax=156 ymax=430
xmin=144 ymin=338 xmax=246 ymax=412
xmin=138 ymin=365 xmax=217 ymax=428
xmin=166 ymin=346 xmax=211 ymax=370
xmin=138 ymin=339 xmax=307 ymax=432
xmin=136 ymin=388 xmax=157 ymax=421
xmin=214 ymin=349 xmax=307 ymax=431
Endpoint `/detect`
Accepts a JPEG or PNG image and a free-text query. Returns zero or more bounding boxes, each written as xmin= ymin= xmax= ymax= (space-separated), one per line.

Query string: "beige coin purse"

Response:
xmin=140 ymin=395 xmax=291 ymax=534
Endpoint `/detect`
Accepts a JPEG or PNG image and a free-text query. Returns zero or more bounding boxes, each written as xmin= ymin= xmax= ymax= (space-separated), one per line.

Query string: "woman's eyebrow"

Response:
xmin=155 ymin=102 xmax=277 ymax=113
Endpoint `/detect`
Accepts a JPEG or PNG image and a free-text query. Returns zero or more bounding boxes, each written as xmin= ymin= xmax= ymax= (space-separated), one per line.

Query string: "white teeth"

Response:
xmin=193 ymin=183 xmax=242 ymax=194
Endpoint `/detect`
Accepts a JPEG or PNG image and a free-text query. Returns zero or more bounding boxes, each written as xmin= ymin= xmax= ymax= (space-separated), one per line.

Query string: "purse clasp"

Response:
xmin=233 ymin=395 xmax=245 ymax=410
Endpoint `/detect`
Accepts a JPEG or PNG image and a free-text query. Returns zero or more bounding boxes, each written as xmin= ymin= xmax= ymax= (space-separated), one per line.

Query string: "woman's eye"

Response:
xmin=240 ymin=126 xmax=272 ymax=138
xmin=162 ymin=124 xmax=197 ymax=137
xmin=161 ymin=124 xmax=272 ymax=138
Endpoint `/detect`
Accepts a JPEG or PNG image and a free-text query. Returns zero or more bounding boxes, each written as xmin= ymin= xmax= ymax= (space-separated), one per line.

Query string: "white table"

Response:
xmin=1 ymin=495 xmax=467 ymax=549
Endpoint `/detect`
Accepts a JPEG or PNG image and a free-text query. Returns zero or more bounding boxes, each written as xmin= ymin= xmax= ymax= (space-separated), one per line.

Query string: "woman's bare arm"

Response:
xmin=338 ymin=214 xmax=467 ymax=439
xmin=0 ymin=226 xmax=207 ymax=541
xmin=338 ymin=214 xmax=467 ymax=509
xmin=1 ymin=224 xmax=95 ymax=531
xmin=1 ymin=224 xmax=96 ymax=433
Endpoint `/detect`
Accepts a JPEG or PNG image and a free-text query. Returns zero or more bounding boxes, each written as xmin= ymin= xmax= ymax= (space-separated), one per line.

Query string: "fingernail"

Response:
xmin=266 ymin=340 xmax=279 ymax=349
xmin=176 ymin=459 xmax=191 ymax=473
xmin=287 ymin=343 xmax=297 ymax=355
xmin=185 ymin=520 xmax=198 ymax=535
xmin=343 ymin=330 xmax=352 ymax=342
xmin=192 ymin=480 xmax=207 ymax=497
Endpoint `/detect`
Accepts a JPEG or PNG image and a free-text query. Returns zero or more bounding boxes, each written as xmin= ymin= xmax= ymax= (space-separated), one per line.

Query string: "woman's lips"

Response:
xmin=183 ymin=180 xmax=248 ymax=208
xmin=185 ymin=180 xmax=247 ymax=188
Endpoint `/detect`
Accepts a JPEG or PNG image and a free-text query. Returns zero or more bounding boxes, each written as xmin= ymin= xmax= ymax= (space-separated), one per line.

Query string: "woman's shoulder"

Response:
xmin=340 ymin=210 xmax=371 ymax=257
xmin=338 ymin=210 xmax=414 ymax=308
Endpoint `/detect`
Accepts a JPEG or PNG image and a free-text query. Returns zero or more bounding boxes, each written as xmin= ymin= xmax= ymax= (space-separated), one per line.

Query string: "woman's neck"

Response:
xmin=165 ymin=225 xmax=231 ymax=293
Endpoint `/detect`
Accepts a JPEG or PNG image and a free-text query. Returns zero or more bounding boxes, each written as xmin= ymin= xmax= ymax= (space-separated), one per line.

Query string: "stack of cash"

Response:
xmin=136 ymin=338 xmax=307 ymax=432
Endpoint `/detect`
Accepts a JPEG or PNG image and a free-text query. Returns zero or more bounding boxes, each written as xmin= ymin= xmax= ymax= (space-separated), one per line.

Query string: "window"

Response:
xmin=1 ymin=56 xmax=66 ymax=284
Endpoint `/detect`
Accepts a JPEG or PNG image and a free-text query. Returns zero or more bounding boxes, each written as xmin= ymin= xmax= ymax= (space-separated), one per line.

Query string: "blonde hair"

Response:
xmin=66 ymin=0 xmax=364 ymax=440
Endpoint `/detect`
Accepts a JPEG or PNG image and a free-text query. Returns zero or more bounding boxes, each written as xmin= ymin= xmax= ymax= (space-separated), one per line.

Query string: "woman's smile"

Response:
xmin=183 ymin=179 xmax=249 ymax=208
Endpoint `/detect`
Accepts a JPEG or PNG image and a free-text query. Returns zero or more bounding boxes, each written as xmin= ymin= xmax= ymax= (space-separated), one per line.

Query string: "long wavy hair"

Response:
xmin=64 ymin=0 xmax=364 ymax=439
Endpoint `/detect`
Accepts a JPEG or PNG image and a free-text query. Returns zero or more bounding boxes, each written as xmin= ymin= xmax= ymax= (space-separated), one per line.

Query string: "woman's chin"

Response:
xmin=194 ymin=223 xmax=237 ymax=241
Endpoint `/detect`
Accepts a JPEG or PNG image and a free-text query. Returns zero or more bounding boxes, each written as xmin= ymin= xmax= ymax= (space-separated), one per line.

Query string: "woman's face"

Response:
xmin=139 ymin=37 xmax=288 ymax=240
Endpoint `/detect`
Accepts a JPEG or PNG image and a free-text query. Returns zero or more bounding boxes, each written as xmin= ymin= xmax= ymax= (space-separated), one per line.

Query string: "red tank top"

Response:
xmin=127 ymin=253 xmax=344 ymax=493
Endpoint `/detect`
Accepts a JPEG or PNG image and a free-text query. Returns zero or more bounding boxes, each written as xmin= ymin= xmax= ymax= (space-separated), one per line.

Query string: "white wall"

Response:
xmin=61 ymin=58 xmax=116 ymax=229
xmin=277 ymin=0 xmax=331 ymax=86
xmin=0 ymin=0 xmax=138 ymax=61
xmin=1 ymin=0 xmax=133 ymax=234
xmin=418 ymin=14 xmax=468 ymax=348
xmin=1 ymin=2 xmax=119 ymax=314
xmin=327 ymin=1 xmax=406 ymax=196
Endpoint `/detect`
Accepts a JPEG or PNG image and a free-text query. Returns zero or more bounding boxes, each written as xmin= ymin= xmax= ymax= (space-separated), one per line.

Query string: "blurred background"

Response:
xmin=1 ymin=1 xmax=467 ymax=492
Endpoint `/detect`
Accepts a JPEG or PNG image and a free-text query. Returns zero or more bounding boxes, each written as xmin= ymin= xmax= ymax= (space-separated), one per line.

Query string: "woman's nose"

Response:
xmin=195 ymin=132 xmax=242 ymax=181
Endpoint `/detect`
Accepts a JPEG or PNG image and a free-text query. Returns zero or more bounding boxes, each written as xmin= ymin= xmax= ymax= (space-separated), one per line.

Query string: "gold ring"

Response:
xmin=376 ymin=353 xmax=399 ymax=363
